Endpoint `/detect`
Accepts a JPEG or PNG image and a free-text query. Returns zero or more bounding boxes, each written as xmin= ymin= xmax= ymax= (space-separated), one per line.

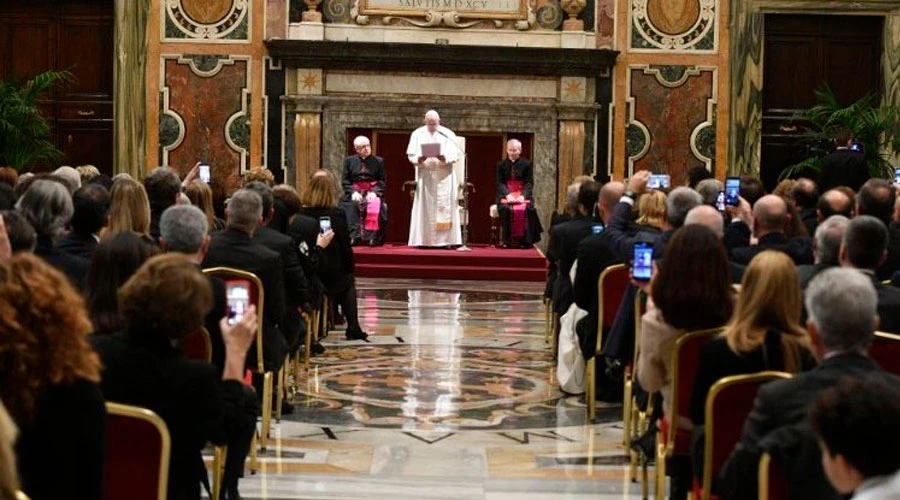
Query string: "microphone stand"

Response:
xmin=437 ymin=129 xmax=472 ymax=252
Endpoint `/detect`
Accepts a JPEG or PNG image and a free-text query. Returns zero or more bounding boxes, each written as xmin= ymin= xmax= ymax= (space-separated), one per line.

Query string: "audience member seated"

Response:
xmin=573 ymin=182 xmax=624 ymax=360
xmin=160 ymin=205 xmax=228 ymax=374
xmin=57 ymin=184 xmax=109 ymax=260
xmin=496 ymin=138 xmax=541 ymax=248
xmin=856 ymin=179 xmax=900 ymax=280
xmin=245 ymin=182 xmax=309 ymax=361
xmin=92 ymin=254 xmax=258 ymax=500
xmin=727 ymin=194 xmax=813 ymax=266
xmin=12 ymin=173 xmax=35 ymax=201
xmin=687 ymin=166 xmax=713 ymax=189
xmin=720 ymin=268 xmax=897 ymax=500
xmin=105 ymin=177 xmax=152 ymax=240
xmin=52 ymin=166 xmax=81 ymax=194
xmin=809 ymin=376 xmax=900 ymax=499
xmin=143 ymin=167 xmax=181 ymax=243
xmin=773 ymin=182 xmax=809 ymax=239
xmin=0 ymin=253 xmax=105 ymax=500
xmin=76 ymin=165 xmax=100 ymax=184
xmin=636 ymin=225 xmax=735 ymax=498
xmin=695 ymin=178 xmax=723 ymax=208
xmin=544 ymin=178 xmax=586 ymax=300
xmin=0 ymin=167 xmax=18 ymax=188
xmin=684 ymin=205 xmax=744 ymax=283
xmin=840 ymin=216 xmax=900 ymax=333
xmin=817 ymin=188 xmax=854 ymax=221
xmin=690 ymin=251 xmax=816 ymax=482
xmin=242 ymin=165 xmax=275 ymax=187
xmin=0 ymin=210 xmax=36 ymax=254
xmin=16 ymin=179 xmax=89 ymax=288
xmin=547 ymin=180 xmax=601 ymax=315
xmin=739 ymin=175 xmax=766 ymax=207
xmin=203 ymin=189 xmax=289 ymax=372
xmin=85 ymin=232 xmax=159 ymax=335
xmin=797 ymin=215 xmax=849 ymax=290
xmin=289 ymin=173 xmax=368 ymax=341
xmin=0 ymin=184 xmax=14 ymax=210
xmin=635 ymin=190 xmax=666 ymax=234
xmin=184 ymin=180 xmax=225 ymax=233
xmin=269 ymin=185 xmax=302 ymax=234
xmin=792 ymin=178 xmax=819 ymax=236
xmin=341 ymin=136 xmax=388 ymax=246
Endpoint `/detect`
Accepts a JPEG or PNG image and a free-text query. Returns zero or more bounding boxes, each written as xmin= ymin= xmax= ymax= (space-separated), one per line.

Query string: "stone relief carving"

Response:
xmin=164 ymin=0 xmax=250 ymax=40
xmin=349 ymin=0 xmax=536 ymax=29
xmin=630 ymin=0 xmax=716 ymax=51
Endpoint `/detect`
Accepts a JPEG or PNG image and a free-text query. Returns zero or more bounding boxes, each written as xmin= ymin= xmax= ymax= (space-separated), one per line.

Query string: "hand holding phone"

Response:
xmin=319 ymin=216 xmax=332 ymax=235
xmin=725 ymin=177 xmax=741 ymax=206
xmin=632 ymin=242 xmax=653 ymax=282
xmin=199 ymin=164 xmax=211 ymax=184
xmin=648 ymin=174 xmax=670 ymax=190
xmin=226 ymin=280 xmax=251 ymax=326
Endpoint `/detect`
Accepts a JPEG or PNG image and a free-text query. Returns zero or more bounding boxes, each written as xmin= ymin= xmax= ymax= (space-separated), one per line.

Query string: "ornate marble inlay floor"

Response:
xmin=211 ymin=279 xmax=655 ymax=499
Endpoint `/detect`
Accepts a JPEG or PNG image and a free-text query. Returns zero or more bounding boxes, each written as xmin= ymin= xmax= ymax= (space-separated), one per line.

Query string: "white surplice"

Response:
xmin=406 ymin=125 xmax=463 ymax=247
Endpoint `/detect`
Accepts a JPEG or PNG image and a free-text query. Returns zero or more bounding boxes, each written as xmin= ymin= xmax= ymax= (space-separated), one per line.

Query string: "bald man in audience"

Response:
xmin=729 ymin=194 xmax=813 ymax=265
xmin=856 ymin=179 xmax=900 ymax=280
xmin=685 ymin=205 xmax=744 ymax=283
xmin=792 ymin=178 xmax=819 ymax=236
xmin=817 ymin=189 xmax=854 ymax=222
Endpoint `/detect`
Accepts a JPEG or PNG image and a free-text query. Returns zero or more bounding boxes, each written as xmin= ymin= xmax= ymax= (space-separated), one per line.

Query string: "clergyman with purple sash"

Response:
xmin=341 ymin=135 xmax=387 ymax=245
xmin=496 ymin=139 xmax=542 ymax=247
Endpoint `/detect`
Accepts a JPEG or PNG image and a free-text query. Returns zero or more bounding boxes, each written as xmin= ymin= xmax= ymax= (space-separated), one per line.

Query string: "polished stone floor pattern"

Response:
xmin=212 ymin=279 xmax=654 ymax=499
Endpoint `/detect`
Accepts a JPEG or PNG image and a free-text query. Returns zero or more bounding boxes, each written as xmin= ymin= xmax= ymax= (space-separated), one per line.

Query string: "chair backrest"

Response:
xmin=182 ymin=326 xmax=212 ymax=364
xmin=596 ymin=264 xmax=629 ymax=353
xmin=632 ymin=288 xmax=646 ymax=367
xmin=702 ymin=372 xmax=792 ymax=499
xmin=665 ymin=328 xmax=723 ymax=456
xmin=871 ymin=331 xmax=900 ymax=376
xmin=104 ymin=402 xmax=171 ymax=500
xmin=203 ymin=267 xmax=265 ymax=372
xmin=758 ymin=451 xmax=786 ymax=500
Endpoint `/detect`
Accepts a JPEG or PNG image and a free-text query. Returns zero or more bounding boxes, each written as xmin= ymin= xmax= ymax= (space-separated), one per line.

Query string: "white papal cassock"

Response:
xmin=406 ymin=125 xmax=463 ymax=247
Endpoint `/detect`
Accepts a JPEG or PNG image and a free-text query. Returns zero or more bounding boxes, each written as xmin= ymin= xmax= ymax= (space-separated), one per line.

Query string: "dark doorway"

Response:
xmin=344 ymin=129 xmax=533 ymax=244
xmin=761 ymin=14 xmax=883 ymax=191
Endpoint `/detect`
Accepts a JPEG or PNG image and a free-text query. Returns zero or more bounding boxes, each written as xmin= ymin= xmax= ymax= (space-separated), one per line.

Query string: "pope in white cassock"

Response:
xmin=406 ymin=110 xmax=462 ymax=247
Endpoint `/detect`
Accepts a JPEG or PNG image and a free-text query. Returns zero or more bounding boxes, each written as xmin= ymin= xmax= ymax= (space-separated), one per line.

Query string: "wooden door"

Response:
xmin=761 ymin=14 xmax=883 ymax=190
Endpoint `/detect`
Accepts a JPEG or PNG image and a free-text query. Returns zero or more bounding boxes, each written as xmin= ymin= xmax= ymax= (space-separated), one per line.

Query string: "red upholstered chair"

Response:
xmin=586 ymin=264 xmax=629 ymax=421
xmin=202 ymin=267 xmax=277 ymax=452
xmin=182 ymin=327 xmax=212 ymax=364
xmin=758 ymin=452 xmax=786 ymax=500
xmin=697 ymin=372 xmax=792 ymax=500
xmin=104 ymin=402 xmax=171 ymax=500
xmin=870 ymin=331 xmax=900 ymax=376
xmin=655 ymin=328 xmax=722 ymax=500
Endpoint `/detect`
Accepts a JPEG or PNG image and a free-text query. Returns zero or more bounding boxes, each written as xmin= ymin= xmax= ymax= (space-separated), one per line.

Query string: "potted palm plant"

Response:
xmin=0 ymin=70 xmax=71 ymax=171
xmin=779 ymin=85 xmax=900 ymax=181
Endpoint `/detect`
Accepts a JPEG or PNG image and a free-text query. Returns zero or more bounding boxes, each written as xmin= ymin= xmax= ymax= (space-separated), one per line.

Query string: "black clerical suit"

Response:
xmin=203 ymin=228 xmax=288 ymax=372
xmin=341 ymin=154 xmax=387 ymax=245
xmin=496 ymin=157 xmax=542 ymax=246
xmin=818 ymin=148 xmax=869 ymax=192
xmin=253 ymin=226 xmax=309 ymax=353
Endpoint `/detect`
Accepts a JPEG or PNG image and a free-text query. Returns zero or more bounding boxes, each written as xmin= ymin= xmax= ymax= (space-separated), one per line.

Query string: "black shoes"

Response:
xmin=223 ymin=486 xmax=242 ymax=500
xmin=311 ymin=342 xmax=326 ymax=355
xmin=345 ymin=328 xmax=369 ymax=342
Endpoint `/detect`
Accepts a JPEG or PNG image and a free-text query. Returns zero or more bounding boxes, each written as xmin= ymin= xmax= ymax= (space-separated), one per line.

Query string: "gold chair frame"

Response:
xmin=758 ymin=451 xmax=772 ymax=500
xmin=586 ymin=263 xmax=627 ymax=422
xmin=203 ymin=267 xmax=277 ymax=452
xmin=626 ymin=288 xmax=651 ymax=497
xmin=106 ymin=402 xmax=171 ymax=500
xmin=654 ymin=327 xmax=723 ymax=500
xmin=700 ymin=372 xmax=791 ymax=500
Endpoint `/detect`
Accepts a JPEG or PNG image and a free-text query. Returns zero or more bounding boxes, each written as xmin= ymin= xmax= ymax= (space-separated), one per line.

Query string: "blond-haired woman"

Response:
xmin=104 ymin=177 xmax=151 ymax=239
xmin=691 ymin=250 xmax=815 ymax=425
xmin=636 ymin=190 xmax=667 ymax=232
xmin=184 ymin=180 xmax=225 ymax=232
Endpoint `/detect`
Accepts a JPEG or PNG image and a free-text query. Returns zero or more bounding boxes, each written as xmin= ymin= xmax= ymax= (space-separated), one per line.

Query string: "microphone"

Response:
xmin=436 ymin=130 xmax=449 ymax=138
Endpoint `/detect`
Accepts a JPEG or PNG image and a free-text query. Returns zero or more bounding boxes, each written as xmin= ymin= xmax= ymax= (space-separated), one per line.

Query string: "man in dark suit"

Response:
xmin=547 ymin=180 xmax=600 ymax=315
xmin=727 ymin=194 xmax=813 ymax=265
xmin=819 ymin=128 xmax=869 ymax=192
xmin=203 ymin=189 xmax=288 ymax=374
xmin=796 ymin=215 xmax=849 ymax=290
xmin=544 ymin=181 xmax=583 ymax=299
xmin=496 ymin=138 xmax=542 ymax=247
xmin=244 ymin=182 xmax=308 ymax=361
xmin=57 ymin=183 xmax=109 ymax=260
xmin=855 ymin=179 xmax=900 ymax=280
xmin=816 ymin=188 xmax=855 ymax=222
xmin=159 ymin=204 xmax=228 ymax=376
xmin=341 ymin=135 xmax=387 ymax=245
xmin=144 ymin=167 xmax=182 ymax=243
xmin=791 ymin=178 xmax=819 ymax=237
xmin=839 ymin=215 xmax=900 ymax=333
xmin=721 ymin=268 xmax=899 ymax=500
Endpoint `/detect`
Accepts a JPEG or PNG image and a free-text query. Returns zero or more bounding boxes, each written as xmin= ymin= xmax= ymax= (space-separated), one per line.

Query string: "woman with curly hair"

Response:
xmin=0 ymin=253 xmax=105 ymax=500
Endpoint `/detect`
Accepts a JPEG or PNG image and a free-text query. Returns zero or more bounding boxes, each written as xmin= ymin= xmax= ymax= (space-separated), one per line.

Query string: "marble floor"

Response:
xmin=212 ymin=279 xmax=658 ymax=499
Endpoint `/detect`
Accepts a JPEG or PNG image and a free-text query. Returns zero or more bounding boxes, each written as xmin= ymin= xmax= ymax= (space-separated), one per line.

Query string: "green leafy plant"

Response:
xmin=0 ymin=70 xmax=71 ymax=171
xmin=779 ymin=85 xmax=900 ymax=181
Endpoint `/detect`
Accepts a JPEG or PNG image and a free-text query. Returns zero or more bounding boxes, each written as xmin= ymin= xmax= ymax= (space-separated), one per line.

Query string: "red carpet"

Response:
xmin=352 ymin=244 xmax=547 ymax=282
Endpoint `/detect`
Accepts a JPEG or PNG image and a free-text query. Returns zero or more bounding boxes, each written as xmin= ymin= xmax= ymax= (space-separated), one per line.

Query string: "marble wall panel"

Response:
xmin=162 ymin=57 xmax=248 ymax=205
xmin=629 ymin=66 xmax=714 ymax=185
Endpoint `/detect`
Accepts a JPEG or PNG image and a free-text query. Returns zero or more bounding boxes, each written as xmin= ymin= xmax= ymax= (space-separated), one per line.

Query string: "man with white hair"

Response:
xmin=341 ymin=135 xmax=387 ymax=245
xmin=405 ymin=110 xmax=462 ymax=247
xmin=496 ymin=138 xmax=542 ymax=247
